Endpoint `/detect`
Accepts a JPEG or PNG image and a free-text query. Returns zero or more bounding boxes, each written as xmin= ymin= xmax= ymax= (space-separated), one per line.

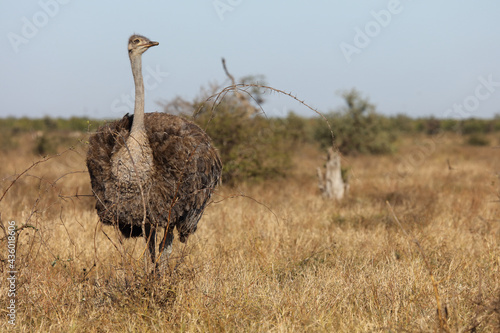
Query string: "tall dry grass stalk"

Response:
xmin=0 ymin=133 xmax=499 ymax=332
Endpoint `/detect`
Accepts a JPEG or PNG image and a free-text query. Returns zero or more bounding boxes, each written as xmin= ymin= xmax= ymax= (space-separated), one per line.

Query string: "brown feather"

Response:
xmin=86 ymin=112 xmax=222 ymax=243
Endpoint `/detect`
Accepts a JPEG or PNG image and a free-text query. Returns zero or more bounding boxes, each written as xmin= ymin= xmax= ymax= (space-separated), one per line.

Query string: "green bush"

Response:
xmin=461 ymin=118 xmax=492 ymax=134
xmin=388 ymin=114 xmax=416 ymax=133
xmin=314 ymin=89 xmax=397 ymax=155
xmin=164 ymin=87 xmax=294 ymax=186
xmin=413 ymin=117 xmax=500 ymax=135
xmin=466 ymin=134 xmax=490 ymax=146
xmin=33 ymin=135 xmax=56 ymax=155
xmin=0 ymin=131 xmax=18 ymax=152
xmin=0 ymin=117 xmax=104 ymax=133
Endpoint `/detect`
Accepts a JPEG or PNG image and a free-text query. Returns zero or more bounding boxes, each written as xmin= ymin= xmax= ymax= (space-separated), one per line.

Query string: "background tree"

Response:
xmin=161 ymin=78 xmax=293 ymax=186
xmin=315 ymin=88 xmax=397 ymax=155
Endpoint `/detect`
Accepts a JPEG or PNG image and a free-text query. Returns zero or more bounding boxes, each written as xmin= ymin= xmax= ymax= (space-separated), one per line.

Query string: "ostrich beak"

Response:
xmin=147 ymin=41 xmax=159 ymax=48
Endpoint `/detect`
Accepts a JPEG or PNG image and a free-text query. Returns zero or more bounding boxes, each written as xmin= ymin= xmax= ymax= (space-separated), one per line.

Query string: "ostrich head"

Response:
xmin=128 ymin=34 xmax=159 ymax=56
xmin=126 ymin=34 xmax=159 ymax=133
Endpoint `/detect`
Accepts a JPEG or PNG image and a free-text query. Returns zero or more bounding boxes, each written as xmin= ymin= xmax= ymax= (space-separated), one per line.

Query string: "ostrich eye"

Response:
xmin=134 ymin=39 xmax=140 ymax=44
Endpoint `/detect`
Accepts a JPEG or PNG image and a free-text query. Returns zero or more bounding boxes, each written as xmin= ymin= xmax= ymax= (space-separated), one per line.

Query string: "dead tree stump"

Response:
xmin=317 ymin=147 xmax=345 ymax=200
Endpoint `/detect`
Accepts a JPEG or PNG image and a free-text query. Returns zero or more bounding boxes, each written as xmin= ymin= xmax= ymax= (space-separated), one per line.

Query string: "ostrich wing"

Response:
xmin=146 ymin=112 xmax=222 ymax=242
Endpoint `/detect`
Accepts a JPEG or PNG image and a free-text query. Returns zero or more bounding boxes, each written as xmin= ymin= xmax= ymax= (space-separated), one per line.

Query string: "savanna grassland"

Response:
xmin=0 ymin=121 xmax=499 ymax=332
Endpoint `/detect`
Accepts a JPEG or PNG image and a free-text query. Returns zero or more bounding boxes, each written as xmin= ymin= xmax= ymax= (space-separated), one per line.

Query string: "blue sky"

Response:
xmin=1 ymin=1 xmax=500 ymax=119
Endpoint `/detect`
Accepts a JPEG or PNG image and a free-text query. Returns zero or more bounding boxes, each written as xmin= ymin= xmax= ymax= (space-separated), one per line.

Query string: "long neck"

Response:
xmin=129 ymin=54 xmax=145 ymax=133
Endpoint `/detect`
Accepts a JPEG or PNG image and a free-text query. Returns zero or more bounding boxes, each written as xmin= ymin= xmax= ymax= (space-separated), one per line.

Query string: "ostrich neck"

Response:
xmin=110 ymin=53 xmax=153 ymax=187
xmin=130 ymin=54 xmax=145 ymax=133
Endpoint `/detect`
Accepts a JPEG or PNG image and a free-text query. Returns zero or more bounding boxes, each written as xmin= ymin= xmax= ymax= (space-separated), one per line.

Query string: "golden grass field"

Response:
xmin=1 ymin=131 xmax=499 ymax=332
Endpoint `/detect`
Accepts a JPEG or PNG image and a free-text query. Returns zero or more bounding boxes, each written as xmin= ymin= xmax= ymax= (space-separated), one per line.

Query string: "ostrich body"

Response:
xmin=86 ymin=35 xmax=222 ymax=266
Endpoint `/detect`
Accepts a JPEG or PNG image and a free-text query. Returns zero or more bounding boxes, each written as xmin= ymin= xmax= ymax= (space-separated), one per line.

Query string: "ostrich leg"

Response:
xmin=157 ymin=228 xmax=174 ymax=272
xmin=142 ymin=224 xmax=156 ymax=273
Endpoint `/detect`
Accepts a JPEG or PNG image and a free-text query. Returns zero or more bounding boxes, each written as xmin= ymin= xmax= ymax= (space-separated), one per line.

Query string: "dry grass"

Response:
xmin=1 ymin=132 xmax=499 ymax=332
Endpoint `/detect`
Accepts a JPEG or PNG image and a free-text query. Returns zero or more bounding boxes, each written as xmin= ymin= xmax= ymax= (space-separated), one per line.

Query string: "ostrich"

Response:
xmin=86 ymin=35 xmax=222 ymax=269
